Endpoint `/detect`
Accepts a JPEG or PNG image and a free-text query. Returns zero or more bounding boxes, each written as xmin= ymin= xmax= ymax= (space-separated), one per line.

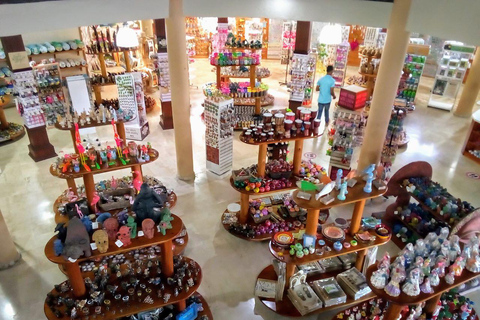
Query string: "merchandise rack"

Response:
xmin=255 ymin=181 xmax=388 ymax=317
xmin=365 ymin=256 xmax=480 ymax=318
xmin=223 ymin=132 xmax=322 ymax=241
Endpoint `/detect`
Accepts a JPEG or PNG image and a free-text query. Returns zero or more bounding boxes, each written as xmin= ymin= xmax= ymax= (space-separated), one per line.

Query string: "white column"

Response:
xmin=358 ymin=0 xmax=412 ymax=171
xmin=166 ymin=0 xmax=195 ymax=180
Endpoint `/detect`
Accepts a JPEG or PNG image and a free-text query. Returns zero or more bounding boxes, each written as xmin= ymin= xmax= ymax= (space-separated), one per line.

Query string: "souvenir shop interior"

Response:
xmin=0 ymin=1 xmax=479 ymax=320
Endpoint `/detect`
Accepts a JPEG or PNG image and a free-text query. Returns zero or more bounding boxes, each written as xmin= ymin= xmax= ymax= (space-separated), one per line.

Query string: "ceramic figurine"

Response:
xmin=429 ymin=268 xmax=440 ymax=286
xmin=363 ymin=172 xmax=373 ymax=193
xmin=132 ymin=183 xmax=167 ymax=224
xmin=126 ymin=216 xmax=137 ymax=238
xmin=402 ymin=268 xmax=421 ymax=296
xmin=384 ymin=270 xmax=402 ymax=297
xmin=466 ymin=254 xmax=480 ymax=273
xmin=92 ymin=230 xmax=109 ymax=253
xmin=103 ymin=217 xmax=119 ymax=241
xmin=158 ymin=208 xmax=174 ymax=236
xmin=62 ymin=217 xmax=92 ymax=260
xmin=414 ymin=239 xmax=428 ymax=258
xmin=445 ymin=269 xmax=456 ymax=285
xmin=335 ymin=169 xmax=343 ymax=190
xmin=142 ymin=219 xmax=155 ymax=239
xmin=449 ymin=235 xmax=462 ymax=263
xmin=337 ymin=181 xmax=348 ymax=201
xmin=420 ymin=277 xmax=433 ymax=294
xmin=117 ymin=226 xmax=131 ymax=246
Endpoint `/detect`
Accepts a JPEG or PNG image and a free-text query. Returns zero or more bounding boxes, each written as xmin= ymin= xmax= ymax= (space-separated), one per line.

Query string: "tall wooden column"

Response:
xmin=288 ymin=21 xmax=311 ymax=113
xmin=1 ymin=35 xmax=56 ymax=162
xmin=166 ymin=0 xmax=195 ymax=180
xmin=357 ymin=0 xmax=412 ymax=171
xmin=155 ymin=18 xmax=174 ymax=130
xmin=454 ymin=47 xmax=480 ymax=117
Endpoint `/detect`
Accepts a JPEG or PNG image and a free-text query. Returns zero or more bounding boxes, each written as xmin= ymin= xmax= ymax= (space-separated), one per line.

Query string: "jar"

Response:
xmin=300 ymin=109 xmax=312 ymax=121
xmin=263 ymin=112 xmax=272 ymax=124
xmin=295 ymin=119 xmax=303 ymax=135
xmin=285 ymin=112 xmax=295 ymax=121
xmin=284 ymin=120 xmax=293 ymax=138
xmin=274 ymin=113 xmax=285 ymax=133
xmin=296 ymin=107 xmax=304 ymax=119
xmin=303 ymin=121 xmax=311 ymax=136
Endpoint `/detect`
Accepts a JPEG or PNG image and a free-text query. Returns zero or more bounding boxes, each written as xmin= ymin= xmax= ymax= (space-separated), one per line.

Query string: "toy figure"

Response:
xmin=420 ymin=277 xmax=433 ymax=293
xmin=62 ymin=217 xmax=92 ymax=260
xmin=158 ymin=208 xmax=174 ymax=236
xmin=132 ymin=183 xmax=167 ymax=224
xmin=117 ymin=226 xmax=131 ymax=246
xmin=142 ymin=219 xmax=155 ymax=239
xmin=335 ymin=169 xmax=343 ymax=190
xmin=385 ymin=269 xmax=402 ymax=297
xmin=103 ymin=217 xmax=119 ymax=241
xmin=337 ymin=181 xmax=348 ymax=201
xmin=126 ymin=216 xmax=137 ymax=238
xmin=92 ymin=230 xmax=109 ymax=253
xmin=363 ymin=172 xmax=373 ymax=193
xmin=402 ymin=268 xmax=421 ymax=296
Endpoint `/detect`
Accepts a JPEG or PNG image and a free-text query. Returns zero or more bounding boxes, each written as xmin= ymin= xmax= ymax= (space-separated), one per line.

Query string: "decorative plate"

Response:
xmin=322 ymin=226 xmax=345 ymax=242
xmin=274 ymin=231 xmax=294 ymax=246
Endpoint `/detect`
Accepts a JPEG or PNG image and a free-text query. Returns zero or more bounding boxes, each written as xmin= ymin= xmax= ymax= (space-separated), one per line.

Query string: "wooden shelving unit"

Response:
xmin=255 ymin=181 xmax=388 ymax=317
xmin=365 ymin=255 xmax=480 ymax=318
xmin=223 ymin=131 xmax=326 ymax=241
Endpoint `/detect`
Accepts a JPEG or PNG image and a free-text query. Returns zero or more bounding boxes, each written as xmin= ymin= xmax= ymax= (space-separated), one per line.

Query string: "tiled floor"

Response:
xmin=0 ymin=59 xmax=479 ymax=320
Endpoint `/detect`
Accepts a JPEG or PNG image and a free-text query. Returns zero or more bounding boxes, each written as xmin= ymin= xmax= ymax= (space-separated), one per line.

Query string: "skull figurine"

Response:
xmin=142 ymin=218 xmax=155 ymax=239
xmin=103 ymin=218 xmax=119 ymax=241
xmin=92 ymin=230 xmax=109 ymax=253
xmin=117 ymin=226 xmax=131 ymax=246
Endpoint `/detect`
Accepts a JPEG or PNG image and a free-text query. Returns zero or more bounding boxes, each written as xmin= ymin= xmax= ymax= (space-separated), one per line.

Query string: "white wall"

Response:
xmin=22 ymin=28 xmax=81 ymax=45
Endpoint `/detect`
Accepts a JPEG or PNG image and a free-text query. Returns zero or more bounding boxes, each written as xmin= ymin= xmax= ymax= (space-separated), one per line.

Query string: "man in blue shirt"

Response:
xmin=316 ymin=65 xmax=336 ymax=126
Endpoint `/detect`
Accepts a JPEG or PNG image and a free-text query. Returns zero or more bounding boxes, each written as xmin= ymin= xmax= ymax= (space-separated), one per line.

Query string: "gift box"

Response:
xmin=338 ymin=85 xmax=367 ymax=110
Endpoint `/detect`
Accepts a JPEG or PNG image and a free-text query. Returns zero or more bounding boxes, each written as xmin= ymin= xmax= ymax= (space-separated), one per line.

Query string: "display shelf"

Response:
xmin=50 ymin=149 xmax=158 ymax=179
xmin=28 ymin=48 xmax=84 ymax=58
xmin=45 ymin=213 xmax=183 ymax=265
xmin=239 ymin=133 xmax=319 ymax=146
xmin=292 ymin=181 xmax=386 ymax=211
xmin=53 ymin=190 xmax=178 ymax=224
xmin=257 ymin=264 xmax=376 ymax=317
xmin=44 ymin=257 xmax=202 ymax=320
xmin=268 ymin=229 xmax=390 ymax=265
xmin=230 ymin=176 xmax=298 ymax=196
xmin=366 ymin=259 xmax=480 ymax=306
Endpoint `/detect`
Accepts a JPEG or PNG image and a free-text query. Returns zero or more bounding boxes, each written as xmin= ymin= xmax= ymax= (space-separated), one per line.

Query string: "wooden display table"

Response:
xmin=54 ymin=119 xmax=127 ymax=153
xmin=257 ymin=265 xmax=376 ymax=317
xmin=255 ymin=181 xmax=388 ymax=317
xmin=50 ymin=149 xmax=158 ymax=211
xmin=366 ymin=256 xmax=480 ymax=316
xmin=223 ymin=132 xmax=325 ymax=241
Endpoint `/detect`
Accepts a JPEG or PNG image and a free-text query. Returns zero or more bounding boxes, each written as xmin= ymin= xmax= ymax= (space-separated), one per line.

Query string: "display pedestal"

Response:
xmin=25 ymin=125 xmax=56 ymax=162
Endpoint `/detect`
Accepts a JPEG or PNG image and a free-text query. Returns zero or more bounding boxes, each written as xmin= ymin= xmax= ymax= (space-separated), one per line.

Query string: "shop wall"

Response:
xmin=22 ymin=28 xmax=81 ymax=46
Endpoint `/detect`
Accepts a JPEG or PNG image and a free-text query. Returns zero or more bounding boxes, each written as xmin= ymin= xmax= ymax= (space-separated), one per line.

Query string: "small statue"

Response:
xmin=103 ymin=217 xmax=119 ymax=241
xmin=142 ymin=218 xmax=156 ymax=239
xmin=92 ymin=230 xmax=109 ymax=253
xmin=363 ymin=172 xmax=374 ymax=193
xmin=117 ymin=226 xmax=131 ymax=246
xmin=158 ymin=208 xmax=174 ymax=236
xmin=62 ymin=217 xmax=92 ymax=260
xmin=420 ymin=277 xmax=433 ymax=294
xmin=126 ymin=216 xmax=137 ymax=238
xmin=402 ymin=268 xmax=420 ymax=296
xmin=335 ymin=169 xmax=343 ymax=190
xmin=337 ymin=180 xmax=348 ymax=201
